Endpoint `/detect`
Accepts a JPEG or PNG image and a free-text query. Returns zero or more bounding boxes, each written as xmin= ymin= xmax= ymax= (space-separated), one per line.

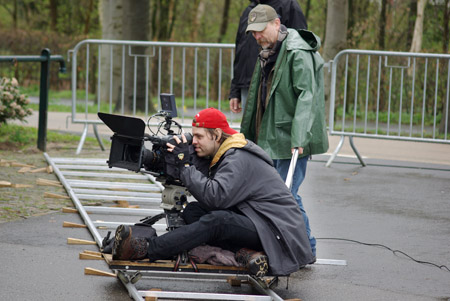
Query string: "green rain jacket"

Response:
xmin=241 ymin=29 xmax=329 ymax=159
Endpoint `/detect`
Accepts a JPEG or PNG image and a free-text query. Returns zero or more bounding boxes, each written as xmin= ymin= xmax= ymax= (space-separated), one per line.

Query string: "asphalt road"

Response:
xmin=3 ymin=111 xmax=450 ymax=300
xmin=1 ymin=154 xmax=449 ymax=300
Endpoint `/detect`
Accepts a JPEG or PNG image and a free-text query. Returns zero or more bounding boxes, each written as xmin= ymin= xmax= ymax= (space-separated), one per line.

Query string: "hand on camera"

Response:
xmin=165 ymin=134 xmax=191 ymax=179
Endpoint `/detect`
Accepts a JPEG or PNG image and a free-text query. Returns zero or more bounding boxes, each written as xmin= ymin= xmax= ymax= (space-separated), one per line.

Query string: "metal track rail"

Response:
xmin=44 ymin=153 xmax=284 ymax=300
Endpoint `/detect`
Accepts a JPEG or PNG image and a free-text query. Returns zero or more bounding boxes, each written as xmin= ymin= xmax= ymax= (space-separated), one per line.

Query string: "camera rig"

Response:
xmin=98 ymin=94 xmax=192 ymax=232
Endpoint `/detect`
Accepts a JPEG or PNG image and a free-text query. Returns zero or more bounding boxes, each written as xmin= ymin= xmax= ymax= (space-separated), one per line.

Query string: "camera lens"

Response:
xmin=124 ymin=145 xmax=142 ymax=163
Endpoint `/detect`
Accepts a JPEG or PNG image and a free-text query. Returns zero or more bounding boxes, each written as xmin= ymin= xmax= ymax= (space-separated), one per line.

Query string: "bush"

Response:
xmin=0 ymin=77 xmax=33 ymax=124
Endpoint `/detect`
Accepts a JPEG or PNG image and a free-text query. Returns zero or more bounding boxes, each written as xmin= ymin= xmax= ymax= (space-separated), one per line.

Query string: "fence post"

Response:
xmin=37 ymin=49 xmax=51 ymax=151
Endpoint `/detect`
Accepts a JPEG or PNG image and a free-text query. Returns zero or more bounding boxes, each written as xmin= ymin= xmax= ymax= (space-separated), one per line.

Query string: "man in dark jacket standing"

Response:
xmin=113 ymin=108 xmax=314 ymax=277
xmin=241 ymin=5 xmax=329 ymax=257
xmin=229 ymin=0 xmax=307 ymax=113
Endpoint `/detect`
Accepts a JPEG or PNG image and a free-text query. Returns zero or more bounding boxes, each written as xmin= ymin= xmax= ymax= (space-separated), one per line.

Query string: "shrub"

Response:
xmin=0 ymin=77 xmax=33 ymax=124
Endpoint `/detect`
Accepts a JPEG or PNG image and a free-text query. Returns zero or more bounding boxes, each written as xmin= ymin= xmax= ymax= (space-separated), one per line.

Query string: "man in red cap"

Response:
xmin=113 ymin=107 xmax=314 ymax=277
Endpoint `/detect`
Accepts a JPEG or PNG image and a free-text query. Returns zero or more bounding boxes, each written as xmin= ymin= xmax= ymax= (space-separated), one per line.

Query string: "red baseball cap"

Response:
xmin=192 ymin=108 xmax=238 ymax=135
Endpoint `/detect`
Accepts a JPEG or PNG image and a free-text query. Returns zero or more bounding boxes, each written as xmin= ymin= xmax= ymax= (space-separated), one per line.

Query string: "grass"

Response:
xmin=20 ymin=84 xmax=228 ymax=114
xmin=0 ymin=123 xmax=110 ymax=150
xmin=335 ymin=107 xmax=445 ymax=127
xmin=20 ymin=85 xmax=96 ymax=101
xmin=25 ymin=95 xmax=226 ymax=116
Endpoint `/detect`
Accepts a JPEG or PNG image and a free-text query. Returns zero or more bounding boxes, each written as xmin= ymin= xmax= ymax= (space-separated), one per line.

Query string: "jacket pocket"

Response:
xmin=275 ymin=120 xmax=291 ymax=128
xmin=273 ymin=120 xmax=291 ymax=154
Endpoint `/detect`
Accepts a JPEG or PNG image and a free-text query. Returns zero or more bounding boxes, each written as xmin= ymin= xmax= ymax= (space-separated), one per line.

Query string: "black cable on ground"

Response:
xmin=317 ymin=237 xmax=450 ymax=272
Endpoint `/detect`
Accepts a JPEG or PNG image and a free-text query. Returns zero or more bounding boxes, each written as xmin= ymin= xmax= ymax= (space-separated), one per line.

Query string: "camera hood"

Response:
xmin=98 ymin=112 xmax=146 ymax=138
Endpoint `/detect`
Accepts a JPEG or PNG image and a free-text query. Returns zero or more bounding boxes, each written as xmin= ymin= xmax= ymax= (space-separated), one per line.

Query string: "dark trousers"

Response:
xmin=146 ymin=202 xmax=263 ymax=261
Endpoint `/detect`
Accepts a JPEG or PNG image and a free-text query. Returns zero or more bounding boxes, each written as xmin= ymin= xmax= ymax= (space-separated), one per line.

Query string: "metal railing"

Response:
xmin=69 ymin=39 xmax=236 ymax=154
xmin=1 ymin=49 xmax=66 ymax=151
xmin=327 ymin=49 xmax=450 ymax=166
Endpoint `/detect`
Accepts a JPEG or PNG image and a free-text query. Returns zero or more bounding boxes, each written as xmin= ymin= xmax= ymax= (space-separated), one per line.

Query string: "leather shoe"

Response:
xmin=112 ymin=224 xmax=148 ymax=261
xmin=235 ymin=248 xmax=269 ymax=278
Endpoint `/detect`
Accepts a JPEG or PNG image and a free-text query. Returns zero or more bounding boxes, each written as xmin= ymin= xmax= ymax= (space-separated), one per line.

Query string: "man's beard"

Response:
xmin=257 ymin=39 xmax=275 ymax=49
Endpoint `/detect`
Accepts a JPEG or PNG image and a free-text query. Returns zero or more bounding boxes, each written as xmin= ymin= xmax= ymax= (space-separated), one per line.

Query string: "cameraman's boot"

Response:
xmin=113 ymin=225 xmax=148 ymax=261
xmin=235 ymin=248 xmax=269 ymax=278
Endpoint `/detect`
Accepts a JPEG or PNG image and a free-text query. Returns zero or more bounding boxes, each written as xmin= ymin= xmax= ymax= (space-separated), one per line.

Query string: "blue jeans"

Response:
xmin=273 ymin=156 xmax=316 ymax=255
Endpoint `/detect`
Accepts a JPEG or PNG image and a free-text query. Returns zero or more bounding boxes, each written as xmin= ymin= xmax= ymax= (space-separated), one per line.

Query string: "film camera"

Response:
xmin=98 ymin=94 xmax=192 ymax=230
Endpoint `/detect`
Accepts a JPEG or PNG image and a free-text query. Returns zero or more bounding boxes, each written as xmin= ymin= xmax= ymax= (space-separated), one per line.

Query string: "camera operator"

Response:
xmin=113 ymin=107 xmax=315 ymax=277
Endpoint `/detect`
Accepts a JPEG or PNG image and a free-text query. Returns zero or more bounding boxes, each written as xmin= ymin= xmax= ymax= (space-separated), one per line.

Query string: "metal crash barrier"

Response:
xmin=68 ymin=39 xmax=237 ymax=154
xmin=327 ymin=49 xmax=450 ymax=166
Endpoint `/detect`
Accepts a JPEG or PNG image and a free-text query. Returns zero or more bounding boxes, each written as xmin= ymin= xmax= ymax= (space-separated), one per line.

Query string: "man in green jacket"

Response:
xmin=241 ymin=4 xmax=329 ymax=256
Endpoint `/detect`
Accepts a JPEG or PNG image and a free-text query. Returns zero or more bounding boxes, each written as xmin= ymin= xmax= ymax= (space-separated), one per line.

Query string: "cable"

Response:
xmin=317 ymin=237 xmax=450 ymax=272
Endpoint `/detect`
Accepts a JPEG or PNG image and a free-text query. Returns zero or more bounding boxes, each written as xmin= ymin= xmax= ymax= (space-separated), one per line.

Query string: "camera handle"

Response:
xmin=148 ymin=111 xmax=183 ymax=137
xmin=163 ymin=114 xmax=176 ymax=135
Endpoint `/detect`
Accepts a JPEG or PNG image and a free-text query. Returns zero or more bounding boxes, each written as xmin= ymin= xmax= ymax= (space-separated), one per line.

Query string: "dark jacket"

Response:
xmin=180 ymin=134 xmax=314 ymax=276
xmin=229 ymin=0 xmax=308 ymax=99
xmin=241 ymin=29 xmax=329 ymax=159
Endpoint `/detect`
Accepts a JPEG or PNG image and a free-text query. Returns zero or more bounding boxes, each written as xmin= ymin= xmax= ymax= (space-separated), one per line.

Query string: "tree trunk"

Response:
xmin=217 ymin=0 xmax=230 ymax=44
xmin=377 ymin=0 xmax=389 ymax=111
xmin=151 ymin=0 xmax=177 ymax=41
xmin=378 ymin=0 xmax=387 ymax=50
xmin=322 ymin=0 xmax=348 ymax=120
xmin=406 ymin=0 xmax=417 ymax=51
xmin=84 ymin=0 xmax=95 ymax=35
xmin=409 ymin=0 xmax=427 ymax=53
xmin=49 ymin=0 xmax=58 ymax=30
xmin=439 ymin=0 xmax=450 ymax=135
xmin=211 ymin=0 xmax=231 ymax=101
xmin=121 ymin=0 xmax=150 ymax=113
xmin=99 ymin=0 xmax=123 ymax=112
xmin=190 ymin=0 xmax=205 ymax=42
xmin=305 ymin=0 xmax=312 ymax=21
xmin=443 ymin=0 xmax=449 ymax=54
xmin=322 ymin=3 xmax=327 ymax=45
xmin=167 ymin=0 xmax=178 ymax=40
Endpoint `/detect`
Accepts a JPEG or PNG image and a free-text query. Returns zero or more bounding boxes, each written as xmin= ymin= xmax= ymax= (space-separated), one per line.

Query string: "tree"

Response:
xmin=407 ymin=1 xmax=417 ymax=50
xmin=189 ymin=0 xmax=206 ymax=42
xmin=378 ymin=0 xmax=387 ymax=50
xmin=120 ymin=0 xmax=150 ymax=113
xmin=409 ymin=0 xmax=427 ymax=53
xmin=439 ymin=0 xmax=450 ymax=135
xmin=322 ymin=0 xmax=348 ymax=115
xmin=151 ymin=0 xmax=178 ymax=41
xmin=211 ymin=0 xmax=231 ymax=101
xmin=49 ymin=0 xmax=58 ymax=29
xmin=98 ymin=0 xmax=123 ymax=112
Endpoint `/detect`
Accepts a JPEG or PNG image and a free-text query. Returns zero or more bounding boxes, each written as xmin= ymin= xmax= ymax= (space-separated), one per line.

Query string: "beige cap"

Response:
xmin=246 ymin=4 xmax=278 ymax=33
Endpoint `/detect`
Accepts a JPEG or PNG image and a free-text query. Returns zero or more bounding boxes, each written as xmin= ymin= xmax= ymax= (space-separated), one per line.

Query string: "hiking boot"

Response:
xmin=235 ymin=248 xmax=269 ymax=278
xmin=112 ymin=225 xmax=148 ymax=261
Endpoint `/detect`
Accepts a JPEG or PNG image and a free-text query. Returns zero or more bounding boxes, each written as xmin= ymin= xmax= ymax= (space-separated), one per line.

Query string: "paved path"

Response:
xmin=1 ymin=157 xmax=449 ymax=300
xmin=4 ymin=110 xmax=450 ymax=300
xmin=15 ymin=111 xmax=450 ymax=167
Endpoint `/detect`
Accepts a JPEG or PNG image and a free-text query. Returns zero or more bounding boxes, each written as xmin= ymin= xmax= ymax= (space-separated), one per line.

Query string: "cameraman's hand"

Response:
xmin=166 ymin=134 xmax=191 ymax=167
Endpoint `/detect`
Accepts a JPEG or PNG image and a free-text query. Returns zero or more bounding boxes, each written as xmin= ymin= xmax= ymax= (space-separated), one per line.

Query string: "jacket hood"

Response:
xmin=210 ymin=133 xmax=273 ymax=167
xmin=286 ymin=28 xmax=321 ymax=52
xmin=210 ymin=133 xmax=248 ymax=167
xmin=242 ymin=139 xmax=274 ymax=166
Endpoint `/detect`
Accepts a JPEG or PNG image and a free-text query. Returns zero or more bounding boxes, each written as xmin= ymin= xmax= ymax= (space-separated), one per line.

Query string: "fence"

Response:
xmin=69 ymin=39 xmax=236 ymax=154
xmin=327 ymin=49 xmax=450 ymax=166
xmin=0 ymin=49 xmax=66 ymax=151
xmin=69 ymin=41 xmax=450 ymax=162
